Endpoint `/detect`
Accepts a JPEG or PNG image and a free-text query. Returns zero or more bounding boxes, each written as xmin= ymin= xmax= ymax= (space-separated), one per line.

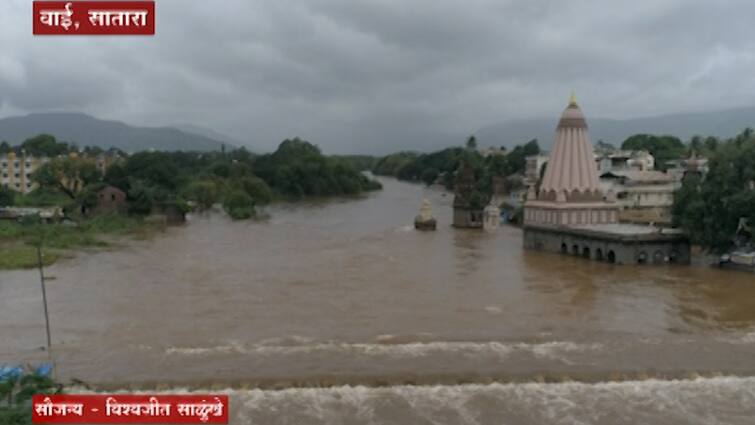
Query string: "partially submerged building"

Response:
xmin=523 ymin=96 xmax=690 ymax=264
xmin=452 ymin=161 xmax=484 ymax=228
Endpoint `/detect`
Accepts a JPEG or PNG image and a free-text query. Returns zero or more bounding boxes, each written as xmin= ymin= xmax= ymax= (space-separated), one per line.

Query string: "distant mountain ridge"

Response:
xmin=0 ymin=112 xmax=234 ymax=152
xmin=476 ymin=105 xmax=755 ymax=149
xmin=172 ymin=123 xmax=244 ymax=148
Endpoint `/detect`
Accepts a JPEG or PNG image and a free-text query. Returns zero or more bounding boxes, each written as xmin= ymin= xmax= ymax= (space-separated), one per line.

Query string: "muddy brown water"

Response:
xmin=2 ymin=177 xmax=755 ymax=424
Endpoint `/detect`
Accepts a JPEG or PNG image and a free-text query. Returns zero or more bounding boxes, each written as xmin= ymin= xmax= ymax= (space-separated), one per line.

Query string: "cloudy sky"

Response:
xmin=2 ymin=0 xmax=755 ymax=153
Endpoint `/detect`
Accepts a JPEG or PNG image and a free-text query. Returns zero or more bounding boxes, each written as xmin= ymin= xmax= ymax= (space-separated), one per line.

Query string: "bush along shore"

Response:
xmin=0 ymin=214 xmax=163 ymax=270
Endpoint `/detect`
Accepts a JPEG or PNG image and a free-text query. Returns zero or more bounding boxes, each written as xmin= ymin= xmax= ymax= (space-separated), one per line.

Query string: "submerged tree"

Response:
xmin=223 ymin=190 xmax=255 ymax=220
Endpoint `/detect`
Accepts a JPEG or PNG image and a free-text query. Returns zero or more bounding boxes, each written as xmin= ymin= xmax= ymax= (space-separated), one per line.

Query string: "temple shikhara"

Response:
xmin=523 ymin=96 xmax=691 ymax=265
xmin=524 ymin=95 xmax=619 ymax=226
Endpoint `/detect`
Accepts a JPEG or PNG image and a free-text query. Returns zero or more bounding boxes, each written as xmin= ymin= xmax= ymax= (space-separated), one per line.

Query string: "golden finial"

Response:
xmin=569 ymin=91 xmax=577 ymax=106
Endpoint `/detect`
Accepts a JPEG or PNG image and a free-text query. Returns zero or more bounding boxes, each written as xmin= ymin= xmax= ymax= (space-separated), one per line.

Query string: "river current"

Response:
xmin=2 ymin=177 xmax=755 ymax=424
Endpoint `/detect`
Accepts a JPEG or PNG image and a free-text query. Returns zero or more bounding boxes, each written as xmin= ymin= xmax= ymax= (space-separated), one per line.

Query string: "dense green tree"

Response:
xmin=334 ymin=155 xmax=377 ymax=171
xmin=374 ymin=139 xmax=539 ymax=198
xmin=372 ymin=152 xmax=417 ymax=176
xmin=503 ymin=139 xmax=540 ymax=176
xmin=252 ymin=138 xmax=380 ymax=198
xmin=421 ymin=168 xmax=440 ymax=186
xmin=395 ymin=147 xmax=468 ymax=183
xmin=672 ymin=129 xmax=755 ymax=252
xmin=0 ymin=186 xmax=14 ymax=206
xmin=127 ymin=181 xmax=154 ymax=216
xmin=228 ymin=146 xmax=254 ymax=163
xmin=187 ymin=180 xmax=220 ymax=210
xmin=228 ymin=161 xmax=252 ymax=179
xmin=0 ymin=141 xmax=11 ymax=154
xmin=704 ymin=136 xmax=720 ymax=153
xmin=33 ymin=157 xmax=102 ymax=199
xmin=103 ymin=163 xmax=130 ymax=192
xmin=621 ymin=134 xmax=685 ymax=171
xmin=466 ymin=135 xmax=477 ymax=149
xmin=123 ymin=152 xmax=182 ymax=190
xmin=689 ymin=135 xmax=703 ymax=155
xmin=20 ymin=134 xmax=70 ymax=156
xmin=210 ymin=161 xmax=231 ymax=178
xmin=223 ymin=190 xmax=255 ymax=219
xmin=236 ymin=176 xmax=272 ymax=204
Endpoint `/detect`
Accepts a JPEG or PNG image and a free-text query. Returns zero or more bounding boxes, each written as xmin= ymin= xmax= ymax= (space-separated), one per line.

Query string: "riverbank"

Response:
xmin=0 ymin=214 xmax=164 ymax=270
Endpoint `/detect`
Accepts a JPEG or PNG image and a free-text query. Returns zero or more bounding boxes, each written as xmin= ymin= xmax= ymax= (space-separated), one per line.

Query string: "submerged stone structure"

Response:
xmin=414 ymin=198 xmax=437 ymax=231
xmin=523 ymin=96 xmax=690 ymax=264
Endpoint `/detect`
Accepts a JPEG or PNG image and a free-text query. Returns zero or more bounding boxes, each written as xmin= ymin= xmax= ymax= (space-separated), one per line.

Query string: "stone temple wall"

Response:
xmin=524 ymin=205 xmax=618 ymax=227
xmin=523 ymin=226 xmax=691 ymax=265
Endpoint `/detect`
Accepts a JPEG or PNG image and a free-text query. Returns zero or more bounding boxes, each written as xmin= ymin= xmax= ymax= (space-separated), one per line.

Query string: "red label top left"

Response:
xmin=33 ymin=1 xmax=155 ymax=35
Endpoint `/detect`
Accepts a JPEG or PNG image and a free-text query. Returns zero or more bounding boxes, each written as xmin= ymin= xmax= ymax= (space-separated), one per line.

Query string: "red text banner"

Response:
xmin=33 ymin=1 xmax=155 ymax=35
xmin=31 ymin=394 xmax=228 ymax=424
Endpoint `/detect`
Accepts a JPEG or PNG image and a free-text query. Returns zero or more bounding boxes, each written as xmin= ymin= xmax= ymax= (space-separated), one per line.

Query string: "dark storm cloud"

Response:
xmin=2 ymin=0 xmax=755 ymax=153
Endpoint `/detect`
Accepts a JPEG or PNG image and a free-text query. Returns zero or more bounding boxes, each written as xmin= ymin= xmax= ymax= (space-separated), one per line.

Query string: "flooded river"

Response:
xmin=2 ymin=177 xmax=755 ymax=424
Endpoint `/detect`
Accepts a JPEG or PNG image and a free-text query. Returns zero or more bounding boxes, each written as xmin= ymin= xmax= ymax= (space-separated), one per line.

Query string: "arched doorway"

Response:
xmin=572 ymin=245 xmax=579 ymax=255
xmin=653 ymin=250 xmax=665 ymax=264
xmin=637 ymin=251 xmax=648 ymax=264
xmin=607 ymin=250 xmax=616 ymax=264
xmin=595 ymin=248 xmax=604 ymax=261
xmin=669 ymin=250 xmax=679 ymax=264
xmin=561 ymin=243 xmax=568 ymax=254
xmin=582 ymin=246 xmax=591 ymax=258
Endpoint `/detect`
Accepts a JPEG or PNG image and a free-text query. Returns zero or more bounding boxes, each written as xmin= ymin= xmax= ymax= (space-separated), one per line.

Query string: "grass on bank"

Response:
xmin=0 ymin=214 xmax=162 ymax=270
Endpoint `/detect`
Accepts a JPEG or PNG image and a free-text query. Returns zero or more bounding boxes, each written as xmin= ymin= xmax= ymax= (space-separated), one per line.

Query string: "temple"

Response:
xmin=524 ymin=95 xmax=619 ymax=226
xmin=452 ymin=160 xmax=484 ymax=228
xmin=523 ymin=96 xmax=690 ymax=265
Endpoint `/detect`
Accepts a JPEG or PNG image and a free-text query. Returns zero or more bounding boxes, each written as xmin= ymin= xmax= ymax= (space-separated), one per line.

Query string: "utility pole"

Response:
xmin=36 ymin=239 xmax=55 ymax=380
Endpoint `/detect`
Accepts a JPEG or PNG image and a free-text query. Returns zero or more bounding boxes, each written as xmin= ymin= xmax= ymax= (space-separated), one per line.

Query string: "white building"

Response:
xmin=524 ymin=153 xmax=549 ymax=186
xmin=0 ymin=151 xmax=48 ymax=194
xmin=595 ymin=150 xmax=655 ymax=172
xmin=599 ymin=170 xmax=676 ymax=225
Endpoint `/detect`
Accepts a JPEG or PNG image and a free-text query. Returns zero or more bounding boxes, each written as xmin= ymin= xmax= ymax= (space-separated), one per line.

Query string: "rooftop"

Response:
xmin=600 ymin=170 xmax=674 ymax=183
xmin=574 ymin=223 xmax=683 ymax=235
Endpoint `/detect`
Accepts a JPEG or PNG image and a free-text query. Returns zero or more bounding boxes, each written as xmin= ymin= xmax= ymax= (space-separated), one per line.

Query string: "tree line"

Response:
xmin=0 ymin=136 xmax=382 ymax=220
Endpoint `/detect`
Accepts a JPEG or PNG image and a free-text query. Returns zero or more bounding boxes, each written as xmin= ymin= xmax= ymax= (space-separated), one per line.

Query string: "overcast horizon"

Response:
xmin=3 ymin=0 xmax=755 ymax=153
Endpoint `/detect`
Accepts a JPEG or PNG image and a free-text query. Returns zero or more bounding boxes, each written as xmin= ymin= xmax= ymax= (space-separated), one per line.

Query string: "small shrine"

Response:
xmin=483 ymin=200 xmax=500 ymax=231
xmin=414 ymin=198 xmax=437 ymax=231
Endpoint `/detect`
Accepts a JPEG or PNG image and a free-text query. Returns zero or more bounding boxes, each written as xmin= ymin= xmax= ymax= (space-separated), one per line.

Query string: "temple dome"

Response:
xmin=556 ymin=95 xmax=588 ymax=129
xmin=538 ymin=96 xmax=602 ymax=202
